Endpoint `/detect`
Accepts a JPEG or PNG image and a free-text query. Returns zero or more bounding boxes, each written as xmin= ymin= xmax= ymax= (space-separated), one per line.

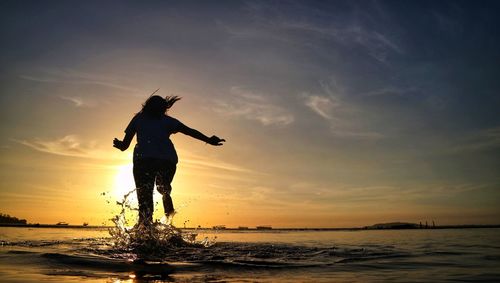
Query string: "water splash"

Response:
xmin=108 ymin=189 xmax=215 ymax=260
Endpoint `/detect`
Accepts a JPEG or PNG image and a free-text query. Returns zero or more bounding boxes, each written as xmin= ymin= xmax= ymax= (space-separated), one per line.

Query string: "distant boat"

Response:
xmin=56 ymin=222 xmax=69 ymax=226
xmin=256 ymin=226 xmax=272 ymax=230
xmin=83 ymin=222 xmax=89 ymax=227
xmin=212 ymin=225 xmax=226 ymax=230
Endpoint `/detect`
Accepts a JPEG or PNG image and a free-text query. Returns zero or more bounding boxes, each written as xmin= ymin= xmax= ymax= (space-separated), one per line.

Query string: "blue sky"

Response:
xmin=0 ymin=0 xmax=499 ymax=226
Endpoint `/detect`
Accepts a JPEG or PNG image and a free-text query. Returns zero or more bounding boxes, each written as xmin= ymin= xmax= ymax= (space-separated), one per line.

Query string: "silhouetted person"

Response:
xmin=113 ymin=95 xmax=225 ymax=226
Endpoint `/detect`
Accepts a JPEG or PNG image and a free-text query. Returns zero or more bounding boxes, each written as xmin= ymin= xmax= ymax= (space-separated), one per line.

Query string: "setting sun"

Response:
xmin=114 ymin=163 xmax=135 ymax=199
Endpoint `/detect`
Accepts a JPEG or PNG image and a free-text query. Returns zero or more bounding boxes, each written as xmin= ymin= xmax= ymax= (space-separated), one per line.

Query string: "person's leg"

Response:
xmin=156 ymin=161 xmax=177 ymax=217
xmin=133 ymin=159 xmax=155 ymax=226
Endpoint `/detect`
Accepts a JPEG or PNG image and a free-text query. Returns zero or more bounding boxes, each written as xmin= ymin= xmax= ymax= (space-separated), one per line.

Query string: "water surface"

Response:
xmin=1 ymin=227 xmax=499 ymax=282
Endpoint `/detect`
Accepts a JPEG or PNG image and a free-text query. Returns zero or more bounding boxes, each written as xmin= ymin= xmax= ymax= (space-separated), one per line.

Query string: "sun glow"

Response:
xmin=114 ymin=163 xmax=136 ymax=199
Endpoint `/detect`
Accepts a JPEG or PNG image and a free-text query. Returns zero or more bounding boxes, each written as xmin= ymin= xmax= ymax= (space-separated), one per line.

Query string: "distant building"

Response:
xmin=256 ymin=226 xmax=272 ymax=230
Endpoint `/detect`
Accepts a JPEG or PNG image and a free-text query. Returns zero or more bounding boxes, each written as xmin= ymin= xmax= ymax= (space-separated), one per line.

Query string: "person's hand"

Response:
xmin=207 ymin=135 xmax=226 ymax=146
xmin=113 ymin=138 xmax=126 ymax=151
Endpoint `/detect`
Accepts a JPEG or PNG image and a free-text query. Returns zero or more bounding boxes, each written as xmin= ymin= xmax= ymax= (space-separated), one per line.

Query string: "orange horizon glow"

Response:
xmin=1 ymin=2 xmax=499 ymax=229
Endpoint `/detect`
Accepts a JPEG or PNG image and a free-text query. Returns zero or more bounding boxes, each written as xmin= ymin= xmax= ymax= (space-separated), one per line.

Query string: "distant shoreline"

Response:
xmin=1 ymin=223 xmax=499 ymax=230
xmin=0 ymin=223 xmax=110 ymax=229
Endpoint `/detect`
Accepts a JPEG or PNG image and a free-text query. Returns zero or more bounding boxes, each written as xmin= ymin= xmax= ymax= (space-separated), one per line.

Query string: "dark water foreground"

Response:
xmin=1 ymin=227 xmax=499 ymax=282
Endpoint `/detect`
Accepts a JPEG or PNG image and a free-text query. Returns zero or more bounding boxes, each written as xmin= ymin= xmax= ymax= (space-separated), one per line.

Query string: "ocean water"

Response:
xmin=1 ymin=226 xmax=499 ymax=282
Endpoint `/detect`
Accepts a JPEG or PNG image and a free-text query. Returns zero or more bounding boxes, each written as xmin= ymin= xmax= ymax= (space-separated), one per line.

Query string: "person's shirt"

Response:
xmin=125 ymin=113 xmax=184 ymax=163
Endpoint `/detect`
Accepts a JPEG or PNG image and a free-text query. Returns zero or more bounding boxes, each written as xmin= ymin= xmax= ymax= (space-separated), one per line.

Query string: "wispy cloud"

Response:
xmin=179 ymin=149 xmax=256 ymax=174
xmin=213 ymin=86 xmax=294 ymax=126
xmin=205 ymin=180 xmax=496 ymax=216
xmin=13 ymin=134 xmax=256 ymax=178
xmin=13 ymin=135 xmax=121 ymax=160
xmin=20 ymin=67 xmax=141 ymax=94
xmin=59 ymin=96 xmax=87 ymax=107
xmin=304 ymin=95 xmax=338 ymax=120
xmin=280 ymin=21 xmax=403 ymax=63
xmin=302 ymin=80 xmax=384 ymax=140
xmin=330 ymin=129 xmax=384 ymax=140
xmin=361 ymin=86 xmax=419 ymax=97
xmin=284 ymin=182 xmax=491 ymax=207
xmin=219 ymin=1 xmax=403 ymax=65
xmin=449 ymin=127 xmax=500 ymax=153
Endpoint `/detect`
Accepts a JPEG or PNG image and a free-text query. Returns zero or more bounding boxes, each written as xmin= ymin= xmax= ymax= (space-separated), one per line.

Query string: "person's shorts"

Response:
xmin=133 ymin=158 xmax=176 ymax=195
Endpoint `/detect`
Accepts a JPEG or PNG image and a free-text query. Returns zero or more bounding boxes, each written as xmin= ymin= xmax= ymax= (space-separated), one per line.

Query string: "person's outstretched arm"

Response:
xmin=178 ymin=124 xmax=225 ymax=146
xmin=113 ymin=131 xmax=135 ymax=151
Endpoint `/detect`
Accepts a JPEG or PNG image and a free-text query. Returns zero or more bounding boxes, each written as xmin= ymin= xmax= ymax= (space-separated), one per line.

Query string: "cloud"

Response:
xmin=207 ymin=180 xmax=496 ymax=216
xmin=219 ymin=2 xmax=403 ymax=65
xmin=291 ymin=23 xmax=402 ymax=63
xmin=330 ymin=129 xmax=384 ymax=140
xmin=213 ymin=86 xmax=294 ymax=126
xmin=13 ymin=135 xmax=117 ymax=159
xmin=449 ymin=127 xmax=500 ymax=153
xmin=285 ymin=182 xmax=491 ymax=207
xmin=179 ymin=150 xmax=256 ymax=174
xmin=20 ymin=68 xmax=141 ymax=94
xmin=59 ymin=96 xmax=87 ymax=107
xmin=302 ymin=78 xmax=344 ymax=121
xmin=302 ymin=80 xmax=384 ymax=140
xmin=13 ymin=134 xmax=256 ymax=177
xmin=304 ymin=95 xmax=338 ymax=120
xmin=361 ymin=86 xmax=418 ymax=97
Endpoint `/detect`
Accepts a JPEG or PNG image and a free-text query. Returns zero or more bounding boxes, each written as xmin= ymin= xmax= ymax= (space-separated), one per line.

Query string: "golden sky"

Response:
xmin=1 ymin=1 xmax=499 ymax=227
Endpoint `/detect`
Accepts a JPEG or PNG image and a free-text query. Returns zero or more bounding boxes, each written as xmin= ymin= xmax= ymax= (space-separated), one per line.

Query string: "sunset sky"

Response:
xmin=1 ymin=1 xmax=499 ymax=228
